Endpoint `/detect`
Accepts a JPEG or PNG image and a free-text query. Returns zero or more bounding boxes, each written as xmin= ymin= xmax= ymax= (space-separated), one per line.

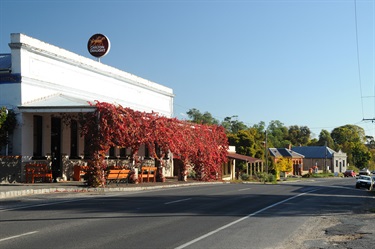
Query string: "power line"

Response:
xmin=373 ymin=0 xmax=375 ymax=121
xmin=354 ymin=0 xmax=366 ymax=120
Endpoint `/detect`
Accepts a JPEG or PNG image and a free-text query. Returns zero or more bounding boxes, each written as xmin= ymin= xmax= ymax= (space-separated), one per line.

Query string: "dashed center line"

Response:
xmin=175 ymin=188 xmax=319 ymax=249
xmin=238 ymin=188 xmax=251 ymax=191
xmin=165 ymin=198 xmax=192 ymax=205
xmin=0 ymin=231 xmax=38 ymax=242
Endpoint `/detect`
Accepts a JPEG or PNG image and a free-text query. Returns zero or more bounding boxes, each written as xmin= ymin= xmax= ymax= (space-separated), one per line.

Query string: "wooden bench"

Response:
xmin=73 ymin=165 xmax=89 ymax=181
xmin=139 ymin=166 xmax=157 ymax=183
xmin=106 ymin=169 xmax=130 ymax=186
xmin=25 ymin=163 xmax=52 ymax=183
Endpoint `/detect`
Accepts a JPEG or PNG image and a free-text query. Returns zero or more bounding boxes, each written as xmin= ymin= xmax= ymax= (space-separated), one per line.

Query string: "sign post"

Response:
xmin=87 ymin=33 xmax=111 ymax=62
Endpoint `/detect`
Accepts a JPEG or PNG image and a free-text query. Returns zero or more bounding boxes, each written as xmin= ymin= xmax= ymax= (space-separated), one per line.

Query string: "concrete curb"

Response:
xmin=0 ymin=182 xmax=225 ymax=199
xmin=0 ymin=187 xmax=85 ymax=198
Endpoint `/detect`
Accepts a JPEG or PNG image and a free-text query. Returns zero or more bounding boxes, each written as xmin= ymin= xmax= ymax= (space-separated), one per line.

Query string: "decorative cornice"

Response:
xmin=9 ymin=35 xmax=174 ymax=98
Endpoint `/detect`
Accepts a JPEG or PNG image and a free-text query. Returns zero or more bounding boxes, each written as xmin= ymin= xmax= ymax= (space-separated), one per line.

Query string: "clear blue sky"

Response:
xmin=1 ymin=0 xmax=374 ymax=138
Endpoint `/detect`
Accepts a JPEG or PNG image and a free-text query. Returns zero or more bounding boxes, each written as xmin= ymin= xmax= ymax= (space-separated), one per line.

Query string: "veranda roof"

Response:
xmin=227 ymin=152 xmax=263 ymax=163
xmin=18 ymin=94 xmax=96 ymax=113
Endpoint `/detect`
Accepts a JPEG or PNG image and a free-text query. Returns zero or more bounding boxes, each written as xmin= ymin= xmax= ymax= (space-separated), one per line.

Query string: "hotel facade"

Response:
xmin=0 ymin=33 xmax=174 ymax=182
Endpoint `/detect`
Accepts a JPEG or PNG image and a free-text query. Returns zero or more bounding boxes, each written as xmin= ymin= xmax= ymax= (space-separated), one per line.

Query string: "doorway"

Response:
xmin=339 ymin=161 xmax=342 ymax=173
xmin=51 ymin=117 xmax=61 ymax=182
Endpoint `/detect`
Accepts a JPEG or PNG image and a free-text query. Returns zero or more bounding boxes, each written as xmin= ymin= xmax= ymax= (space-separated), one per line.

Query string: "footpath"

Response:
xmin=0 ymin=178 xmax=217 ymax=199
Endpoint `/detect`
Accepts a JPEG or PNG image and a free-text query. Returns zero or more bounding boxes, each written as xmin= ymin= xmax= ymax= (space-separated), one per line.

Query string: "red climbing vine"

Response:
xmin=79 ymin=101 xmax=228 ymax=187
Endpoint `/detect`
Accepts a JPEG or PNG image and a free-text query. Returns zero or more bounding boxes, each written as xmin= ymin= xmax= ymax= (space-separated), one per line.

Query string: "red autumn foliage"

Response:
xmin=79 ymin=101 xmax=228 ymax=187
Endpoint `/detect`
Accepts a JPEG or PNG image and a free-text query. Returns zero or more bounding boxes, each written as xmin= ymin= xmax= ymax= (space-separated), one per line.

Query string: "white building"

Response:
xmin=0 ymin=33 xmax=174 ymax=182
xmin=291 ymin=146 xmax=347 ymax=174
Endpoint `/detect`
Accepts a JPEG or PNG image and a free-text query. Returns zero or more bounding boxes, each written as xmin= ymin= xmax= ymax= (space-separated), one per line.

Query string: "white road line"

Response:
xmin=174 ymin=188 xmax=319 ymax=249
xmin=238 ymin=188 xmax=251 ymax=191
xmin=0 ymin=190 xmax=191 ymax=212
xmin=0 ymin=231 xmax=38 ymax=242
xmin=0 ymin=199 xmax=85 ymax=212
xmin=165 ymin=198 xmax=192 ymax=205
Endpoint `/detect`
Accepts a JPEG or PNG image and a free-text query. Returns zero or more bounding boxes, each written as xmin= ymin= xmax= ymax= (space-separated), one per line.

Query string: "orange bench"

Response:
xmin=25 ymin=163 xmax=52 ymax=183
xmin=106 ymin=169 xmax=130 ymax=186
xmin=139 ymin=166 xmax=157 ymax=183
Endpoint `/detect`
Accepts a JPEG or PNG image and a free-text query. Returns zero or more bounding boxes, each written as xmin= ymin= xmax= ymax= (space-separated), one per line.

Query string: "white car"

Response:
xmin=359 ymin=169 xmax=371 ymax=176
xmin=356 ymin=175 xmax=373 ymax=190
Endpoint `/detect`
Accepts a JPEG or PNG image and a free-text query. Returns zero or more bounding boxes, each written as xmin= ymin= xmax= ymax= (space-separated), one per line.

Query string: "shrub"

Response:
xmin=256 ymin=172 xmax=276 ymax=183
xmin=268 ymin=174 xmax=276 ymax=183
xmin=241 ymin=173 xmax=249 ymax=181
xmin=188 ymin=171 xmax=196 ymax=179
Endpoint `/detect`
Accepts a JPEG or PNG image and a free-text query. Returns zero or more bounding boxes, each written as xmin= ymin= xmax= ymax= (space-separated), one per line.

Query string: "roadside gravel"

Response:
xmin=280 ymin=201 xmax=375 ymax=249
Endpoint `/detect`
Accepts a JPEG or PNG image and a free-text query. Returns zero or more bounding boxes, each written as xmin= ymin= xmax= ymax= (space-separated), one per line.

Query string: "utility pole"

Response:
xmin=265 ymin=130 xmax=268 ymax=174
xmin=5 ymin=109 xmax=8 ymax=156
xmin=324 ymin=141 xmax=327 ymax=173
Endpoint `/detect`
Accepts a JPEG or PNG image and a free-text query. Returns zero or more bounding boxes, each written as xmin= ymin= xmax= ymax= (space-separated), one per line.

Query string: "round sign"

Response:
xmin=87 ymin=34 xmax=111 ymax=58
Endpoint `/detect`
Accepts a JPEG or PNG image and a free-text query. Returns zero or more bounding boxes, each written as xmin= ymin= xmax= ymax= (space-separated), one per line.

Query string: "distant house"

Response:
xmin=292 ymin=146 xmax=347 ymax=174
xmin=268 ymin=148 xmax=304 ymax=175
xmin=223 ymin=146 xmax=264 ymax=180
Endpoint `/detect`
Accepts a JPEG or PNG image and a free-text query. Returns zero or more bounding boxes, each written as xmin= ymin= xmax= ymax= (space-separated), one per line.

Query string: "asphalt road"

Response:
xmin=0 ymin=178 xmax=373 ymax=249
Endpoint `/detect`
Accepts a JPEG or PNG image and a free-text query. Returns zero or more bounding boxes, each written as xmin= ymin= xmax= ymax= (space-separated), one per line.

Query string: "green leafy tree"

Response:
xmin=253 ymin=121 xmax=266 ymax=134
xmin=287 ymin=125 xmax=311 ymax=146
xmin=227 ymin=126 xmax=266 ymax=173
xmin=331 ymin=125 xmax=369 ymax=167
xmin=331 ymin=124 xmax=365 ymax=145
xmin=0 ymin=107 xmax=17 ymax=150
xmin=267 ymin=120 xmax=290 ymax=148
xmin=351 ymin=143 xmax=371 ymax=169
xmin=366 ymin=135 xmax=375 ymax=149
xmin=227 ymin=126 xmax=265 ymax=157
xmin=366 ymin=136 xmax=375 ymax=170
xmin=0 ymin=107 xmax=7 ymax=128
xmin=308 ymin=137 xmax=319 ymax=146
xmin=228 ymin=130 xmax=255 ymax=156
xmin=221 ymin=116 xmax=248 ymax=134
xmin=314 ymin=129 xmax=335 ymax=148
xmin=186 ymin=108 xmax=219 ymax=125
xmin=367 ymin=148 xmax=375 ymax=171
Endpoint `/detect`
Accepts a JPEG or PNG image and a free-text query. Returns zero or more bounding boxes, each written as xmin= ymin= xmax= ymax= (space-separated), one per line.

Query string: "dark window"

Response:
xmin=70 ymin=120 xmax=78 ymax=158
xmin=84 ymin=135 xmax=91 ymax=159
xmin=120 ymin=148 xmax=126 ymax=158
xmin=33 ymin=115 xmax=43 ymax=157
xmin=145 ymin=145 xmax=150 ymax=158
xmin=109 ymin=147 xmax=115 ymax=158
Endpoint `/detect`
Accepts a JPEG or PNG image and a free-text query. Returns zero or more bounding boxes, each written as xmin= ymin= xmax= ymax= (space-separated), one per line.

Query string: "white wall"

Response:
xmin=10 ymin=33 xmax=174 ymax=117
xmin=0 ymin=33 xmax=177 ymax=180
xmin=20 ymin=114 xmax=33 ymax=157
xmin=1 ymin=33 xmax=174 ymax=159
